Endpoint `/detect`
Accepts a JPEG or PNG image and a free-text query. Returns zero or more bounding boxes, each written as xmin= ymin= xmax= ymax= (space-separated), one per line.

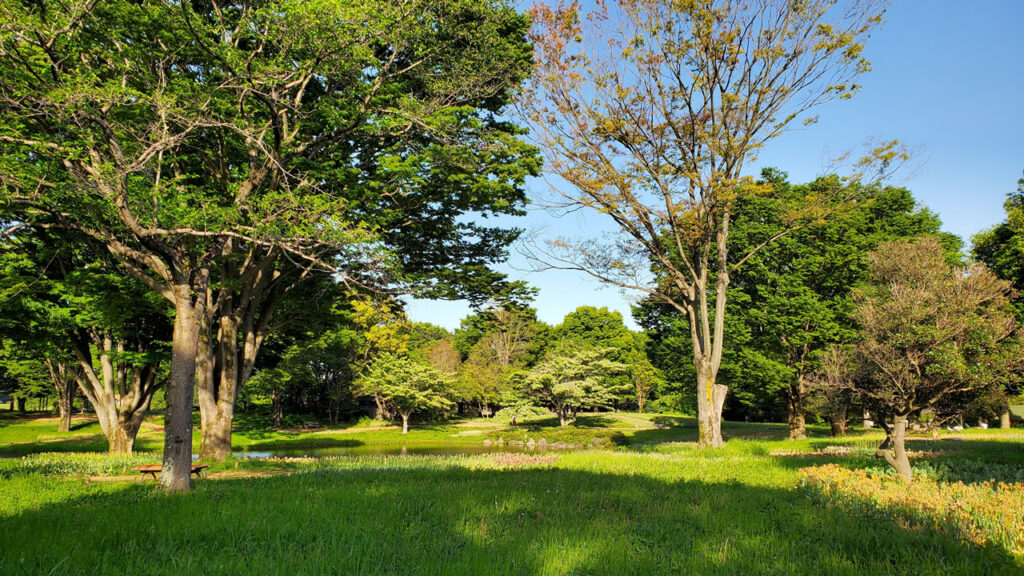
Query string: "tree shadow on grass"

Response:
xmin=1 ymin=461 xmax=1019 ymax=575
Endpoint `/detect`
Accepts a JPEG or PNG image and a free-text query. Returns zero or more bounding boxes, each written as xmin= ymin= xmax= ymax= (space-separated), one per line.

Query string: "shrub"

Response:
xmin=799 ymin=464 xmax=1024 ymax=556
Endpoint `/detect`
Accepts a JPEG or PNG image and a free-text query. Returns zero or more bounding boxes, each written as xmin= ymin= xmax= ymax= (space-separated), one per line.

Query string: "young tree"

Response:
xmin=627 ymin=334 xmax=663 ymax=413
xmin=844 ymin=238 xmax=1019 ymax=480
xmin=1 ymin=0 xmax=538 ymax=487
xmin=520 ymin=0 xmax=886 ymax=446
xmin=520 ymin=347 xmax=629 ymax=426
xmin=358 ymin=355 xmax=455 ymax=434
xmin=805 ymin=346 xmax=855 ymax=436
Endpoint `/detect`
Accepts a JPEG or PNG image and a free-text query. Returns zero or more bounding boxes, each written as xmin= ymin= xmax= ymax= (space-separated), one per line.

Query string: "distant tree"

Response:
xmin=843 ymin=238 xmax=1019 ymax=480
xmin=725 ymin=174 xmax=961 ymax=439
xmin=520 ymin=0 xmax=887 ymax=446
xmin=455 ymin=305 xmax=545 ymax=413
xmin=627 ymin=334 xmax=663 ymax=413
xmin=0 ymin=232 xmax=169 ymax=449
xmin=424 ymin=339 xmax=462 ymax=374
xmin=358 ymin=355 xmax=455 ymax=434
xmin=520 ymin=347 xmax=629 ymax=426
xmin=805 ymin=346 xmax=855 ymax=436
xmin=974 ymin=175 xmax=1024 ymax=316
xmin=638 ymin=174 xmax=959 ymax=434
xmin=972 ymin=174 xmax=1024 ymax=427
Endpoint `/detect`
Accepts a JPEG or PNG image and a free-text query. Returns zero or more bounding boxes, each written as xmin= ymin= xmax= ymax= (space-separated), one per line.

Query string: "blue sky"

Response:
xmin=406 ymin=0 xmax=1024 ymax=331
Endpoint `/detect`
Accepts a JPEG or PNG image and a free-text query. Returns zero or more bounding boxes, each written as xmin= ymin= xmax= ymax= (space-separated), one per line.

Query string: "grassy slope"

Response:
xmin=1 ymin=413 xmax=1022 ymax=575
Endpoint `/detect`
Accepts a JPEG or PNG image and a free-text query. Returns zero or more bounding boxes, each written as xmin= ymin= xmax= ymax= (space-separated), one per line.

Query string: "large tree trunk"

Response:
xmin=401 ymin=413 xmax=410 ymax=434
xmin=787 ymin=407 xmax=806 ymax=441
xmin=695 ymin=363 xmax=727 ymax=447
xmin=830 ymin=404 xmax=848 ymax=436
xmin=17 ymin=397 xmax=26 ymax=412
xmin=786 ymin=375 xmax=807 ymax=440
xmin=1001 ymin=410 xmax=1012 ymax=429
xmin=57 ymin=394 xmax=73 ymax=433
xmin=161 ymin=294 xmax=200 ymax=492
xmin=829 ymin=419 xmax=847 ymax=436
xmin=878 ymin=415 xmax=912 ymax=481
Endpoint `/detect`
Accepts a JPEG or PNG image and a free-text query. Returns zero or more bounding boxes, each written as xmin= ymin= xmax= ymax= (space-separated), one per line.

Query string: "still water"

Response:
xmin=232 ymin=443 xmax=575 ymax=459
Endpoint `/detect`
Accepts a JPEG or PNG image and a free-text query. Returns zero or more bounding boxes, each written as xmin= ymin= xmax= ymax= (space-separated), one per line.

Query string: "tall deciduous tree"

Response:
xmin=844 ymin=238 xmax=1019 ymax=480
xmin=520 ymin=0 xmax=886 ymax=446
xmin=1 ymin=0 xmax=538 ymax=488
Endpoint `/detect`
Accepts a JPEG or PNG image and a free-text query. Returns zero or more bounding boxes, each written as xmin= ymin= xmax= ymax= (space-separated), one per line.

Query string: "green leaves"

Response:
xmin=358 ymin=354 xmax=455 ymax=420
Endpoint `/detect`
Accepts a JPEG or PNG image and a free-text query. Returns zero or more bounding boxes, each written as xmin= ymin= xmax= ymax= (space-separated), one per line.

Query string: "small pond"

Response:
xmin=231 ymin=443 xmax=577 ymax=459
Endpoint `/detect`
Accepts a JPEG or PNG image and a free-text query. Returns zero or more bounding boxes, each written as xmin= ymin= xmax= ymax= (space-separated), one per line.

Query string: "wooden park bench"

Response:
xmin=131 ymin=463 xmax=210 ymax=481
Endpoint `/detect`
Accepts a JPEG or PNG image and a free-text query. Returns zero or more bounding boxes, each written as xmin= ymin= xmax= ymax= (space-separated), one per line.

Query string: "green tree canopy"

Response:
xmin=358 ymin=354 xmax=455 ymax=434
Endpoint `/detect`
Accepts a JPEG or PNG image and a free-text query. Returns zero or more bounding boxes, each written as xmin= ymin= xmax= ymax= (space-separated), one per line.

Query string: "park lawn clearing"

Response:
xmin=2 ymin=426 xmax=1023 ymax=575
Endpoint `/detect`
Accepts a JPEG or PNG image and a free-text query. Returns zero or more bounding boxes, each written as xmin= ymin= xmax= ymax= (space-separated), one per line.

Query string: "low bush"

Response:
xmin=799 ymin=464 xmax=1024 ymax=557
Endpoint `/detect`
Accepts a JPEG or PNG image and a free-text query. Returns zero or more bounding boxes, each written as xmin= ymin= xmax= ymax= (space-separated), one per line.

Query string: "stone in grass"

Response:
xmin=527 ymin=438 xmax=536 ymax=448
xmin=590 ymin=437 xmax=605 ymax=448
xmin=538 ymin=438 xmax=548 ymax=447
xmin=483 ymin=439 xmax=493 ymax=447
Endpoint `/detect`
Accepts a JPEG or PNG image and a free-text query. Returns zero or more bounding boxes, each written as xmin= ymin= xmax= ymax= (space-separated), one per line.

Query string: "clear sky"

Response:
xmin=406 ymin=0 xmax=1024 ymax=331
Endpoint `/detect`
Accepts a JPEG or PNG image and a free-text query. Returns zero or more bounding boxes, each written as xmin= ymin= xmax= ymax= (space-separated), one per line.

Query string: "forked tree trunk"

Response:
xmin=200 ymin=405 xmax=234 ymax=461
xmin=695 ymin=364 xmax=727 ymax=447
xmin=878 ymin=415 xmax=912 ymax=481
xmin=557 ymin=407 xmax=569 ymax=427
xmin=45 ymin=360 xmax=78 ymax=433
xmin=161 ymin=294 xmax=200 ymax=492
xmin=1001 ymin=410 xmax=1012 ymax=429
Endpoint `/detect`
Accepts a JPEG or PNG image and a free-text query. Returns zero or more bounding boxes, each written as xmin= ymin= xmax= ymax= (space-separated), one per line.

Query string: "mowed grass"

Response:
xmin=1 ymin=413 xmax=1023 ymax=575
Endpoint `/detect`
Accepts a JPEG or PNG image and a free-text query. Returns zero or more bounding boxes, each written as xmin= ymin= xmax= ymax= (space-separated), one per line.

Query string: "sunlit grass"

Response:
xmin=2 ymin=412 xmax=1022 ymax=574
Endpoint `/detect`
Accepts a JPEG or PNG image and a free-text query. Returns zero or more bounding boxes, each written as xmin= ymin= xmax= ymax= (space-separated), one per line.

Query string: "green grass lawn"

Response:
xmin=1 ymin=412 xmax=1022 ymax=575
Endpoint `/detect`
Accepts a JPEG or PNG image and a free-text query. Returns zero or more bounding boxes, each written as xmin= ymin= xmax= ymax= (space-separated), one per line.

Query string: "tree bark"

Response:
xmin=57 ymin=393 xmax=72 ymax=433
xmin=1001 ymin=410 xmax=1012 ymax=429
xmin=161 ymin=293 xmax=200 ymax=492
xmin=401 ymin=413 xmax=410 ymax=434
xmin=17 ymin=397 xmax=26 ymax=412
xmin=878 ymin=415 xmax=912 ymax=481
xmin=695 ymin=363 xmax=727 ymax=447
xmin=830 ymin=404 xmax=848 ymax=436
xmin=271 ymin=385 xmax=283 ymax=427
xmin=45 ymin=359 xmax=78 ymax=433
xmin=829 ymin=419 xmax=847 ymax=436
xmin=787 ymin=372 xmax=808 ymax=440
xmin=787 ymin=407 xmax=806 ymax=441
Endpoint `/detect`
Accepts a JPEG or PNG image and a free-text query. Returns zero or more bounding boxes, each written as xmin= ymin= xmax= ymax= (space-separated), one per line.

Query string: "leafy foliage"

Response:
xmin=357 ymin=354 xmax=455 ymax=432
xmin=518 ymin=347 xmax=629 ymax=426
